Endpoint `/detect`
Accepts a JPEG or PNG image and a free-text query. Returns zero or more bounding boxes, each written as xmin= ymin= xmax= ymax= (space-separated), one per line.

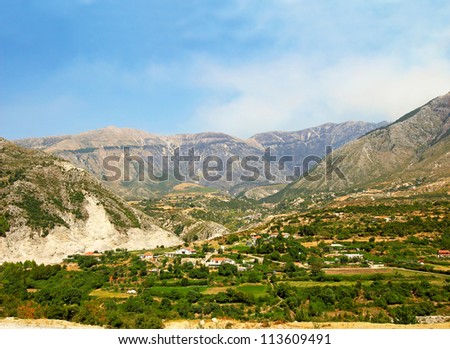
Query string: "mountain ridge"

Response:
xmin=15 ymin=121 xmax=387 ymax=199
xmin=269 ymin=92 xmax=450 ymax=202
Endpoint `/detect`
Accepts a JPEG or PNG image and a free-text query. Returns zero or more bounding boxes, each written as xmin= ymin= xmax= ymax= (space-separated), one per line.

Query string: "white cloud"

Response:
xmin=323 ymin=56 xmax=450 ymax=119
xmin=190 ymin=56 xmax=317 ymax=135
xmin=189 ymin=53 xmax=450 ymax=137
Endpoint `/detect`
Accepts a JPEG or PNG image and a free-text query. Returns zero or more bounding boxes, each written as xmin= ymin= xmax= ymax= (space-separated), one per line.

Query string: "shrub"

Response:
xmin=0 ymin=214 xmax=10 ymax=237
xmin=392 ymin=306 xmax=417 ymax=324
xmin=218 ymin=263 xmax=238 ymax=276
xmin=135 ymin=314 xmax=163 ymax=329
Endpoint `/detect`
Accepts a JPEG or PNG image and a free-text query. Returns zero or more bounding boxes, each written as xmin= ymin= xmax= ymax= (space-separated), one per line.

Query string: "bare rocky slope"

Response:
xmin=0 ymin=138 xmax=181 ymax=264
xmin=270 ymin=91 xmax=450 ymax=202
xmin=15 ymin=122 xmax=385 ymax=199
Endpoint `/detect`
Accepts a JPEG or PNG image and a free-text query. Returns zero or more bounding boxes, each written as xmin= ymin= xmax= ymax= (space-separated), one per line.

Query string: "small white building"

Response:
xmin=140 ymin=252 xmax=155 ymax=260
xmin=344 ymin=253 xmax=364 ymax=260
xmin=176 ymin=248 xmax=197 ymax=255
xmin=127 ymin=289 xmax=137 ymax=294
xmin=330 ymin=243 xmax=344 ymax=249
xmin=206 ymin=258 xmax=236 ymax=267
xmin=369 ymin=262 xmax=385 ymax=269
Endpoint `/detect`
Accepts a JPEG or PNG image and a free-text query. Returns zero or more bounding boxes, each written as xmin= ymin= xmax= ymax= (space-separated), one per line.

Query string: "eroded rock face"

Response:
xmin=0 ymin=139 xmax=182 ymax=263
xmin=417 ymin=316 xmax=450 ymax=324
xmin=0 ymin=196 xmax=183 ymax=264
xmin=1 ymin=196 xmax=181 ymax=264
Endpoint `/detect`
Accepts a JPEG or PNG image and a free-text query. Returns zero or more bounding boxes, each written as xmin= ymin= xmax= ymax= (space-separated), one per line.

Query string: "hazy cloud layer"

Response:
xmin=191 ymin=55 xmax=450 ymax=136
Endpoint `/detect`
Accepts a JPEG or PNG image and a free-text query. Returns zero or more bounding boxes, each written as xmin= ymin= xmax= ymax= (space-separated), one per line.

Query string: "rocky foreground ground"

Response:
xmin=2 ymin=317 xmax=449 ymax=329
xmin=0 ymin=317 xmax=101 ymax=329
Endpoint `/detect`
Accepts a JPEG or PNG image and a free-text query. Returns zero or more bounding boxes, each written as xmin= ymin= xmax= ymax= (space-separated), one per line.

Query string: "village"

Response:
xmin=112 ymin=230 xmax=450 ymax=294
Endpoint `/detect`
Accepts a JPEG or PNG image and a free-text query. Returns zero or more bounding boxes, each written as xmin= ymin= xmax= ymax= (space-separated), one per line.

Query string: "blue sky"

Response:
xmin=1 ymin=0 xmax=450 ymax=139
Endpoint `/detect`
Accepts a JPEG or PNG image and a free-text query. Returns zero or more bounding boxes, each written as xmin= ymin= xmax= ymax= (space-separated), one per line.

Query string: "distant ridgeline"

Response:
xmin=14 ymin=121 xmax=387 ymax=199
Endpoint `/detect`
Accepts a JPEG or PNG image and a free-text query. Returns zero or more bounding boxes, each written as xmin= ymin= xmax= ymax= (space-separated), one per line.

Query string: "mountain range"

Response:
xmin=15 ymin=121 xmax=386 ymax=199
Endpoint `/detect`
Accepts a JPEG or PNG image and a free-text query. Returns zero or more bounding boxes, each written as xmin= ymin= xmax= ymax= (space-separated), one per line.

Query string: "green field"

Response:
xmin=90 ymin=289 xmax=131 ymax=299
xmin=236 ymin=284 xmax=269 ymax=297
xmin=145 ymin=285 xmax=209 ymax=296
xmin=202 ymin=284 xmax=268 ymax=298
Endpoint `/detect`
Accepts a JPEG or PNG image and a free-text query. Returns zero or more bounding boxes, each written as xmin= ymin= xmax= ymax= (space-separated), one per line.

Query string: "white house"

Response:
xmin=206 ymin=258 xmax=236 ymax=267
xmin=330 ymin=243 xmax=344 ymax=249
xmin=369 ymin=262 xmax=385 ymax=269
xmin=140 ymin=252 xmax=155 ymax=260
xmin=176 ymin=247 xmax=197 ymax=255
xmin=344 ymin=253 xmax=364 ymax=260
